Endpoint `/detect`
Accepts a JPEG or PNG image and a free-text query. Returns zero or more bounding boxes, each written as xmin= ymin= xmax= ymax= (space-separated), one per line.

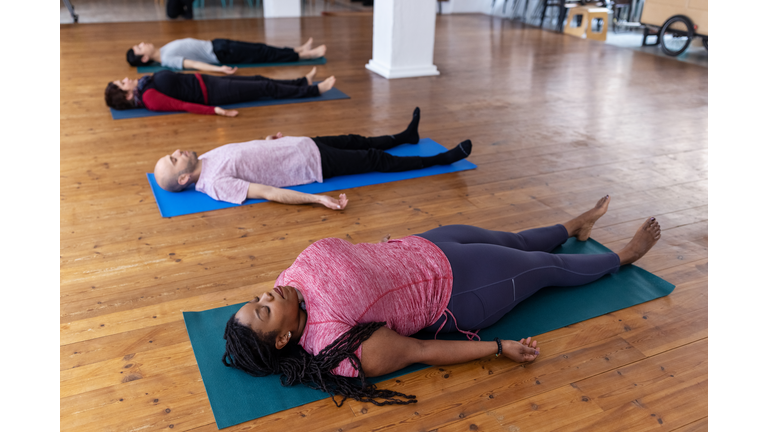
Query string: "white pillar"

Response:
xmin=263 ymin=0 xmax=301 ymax=18
xmin=365 ymin=0 xmax=440 ymax=79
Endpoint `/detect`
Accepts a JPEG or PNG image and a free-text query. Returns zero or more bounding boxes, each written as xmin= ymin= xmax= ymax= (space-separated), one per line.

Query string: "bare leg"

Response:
xmin=562 ymin=195 xmax=611 ymax=241
xmin=617 ymin=218 xmax=661 ymax=265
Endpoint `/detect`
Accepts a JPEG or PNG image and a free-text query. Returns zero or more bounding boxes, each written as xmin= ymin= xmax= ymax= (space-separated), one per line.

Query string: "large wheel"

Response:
xmin=659 ymin=15 xmax=694 ymax=56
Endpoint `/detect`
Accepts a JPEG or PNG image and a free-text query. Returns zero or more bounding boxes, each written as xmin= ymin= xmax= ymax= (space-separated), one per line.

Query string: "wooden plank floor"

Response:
xmin=60 ymin=14 xmax=708 ymax=432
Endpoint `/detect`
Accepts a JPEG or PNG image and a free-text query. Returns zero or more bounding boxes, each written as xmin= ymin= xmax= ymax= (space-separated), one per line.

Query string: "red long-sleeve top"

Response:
xmin=139 ymin=71 xmax=215 ymax=115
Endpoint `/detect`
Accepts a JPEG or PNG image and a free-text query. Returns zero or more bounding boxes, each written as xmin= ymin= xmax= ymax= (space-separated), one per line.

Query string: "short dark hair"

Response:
xmin=126 ymin=48 xmax=151 ymax=67
xmin=104 ymin=82 xmax=135 ymax=110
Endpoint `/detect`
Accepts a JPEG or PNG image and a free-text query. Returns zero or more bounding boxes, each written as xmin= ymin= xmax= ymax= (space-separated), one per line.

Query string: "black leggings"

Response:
xmin=416 ymin=224 xmax=620 ymax=335
xmin=202 ymin=75 xmax=319 ymax=106
xmin=311 ymin=134 xmax=424 ymax=178
xmin=212 ymin=39 xmax=300 ymax=64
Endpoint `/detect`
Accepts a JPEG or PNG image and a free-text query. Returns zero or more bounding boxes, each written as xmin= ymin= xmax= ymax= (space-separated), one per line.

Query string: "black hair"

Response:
xmin=222 ymin=312 xmax=418 ymax=407
xmin=104 ymin=82 xmax=135 ymax=110
xmin=126 ymin=48 xmax=152 ymax=67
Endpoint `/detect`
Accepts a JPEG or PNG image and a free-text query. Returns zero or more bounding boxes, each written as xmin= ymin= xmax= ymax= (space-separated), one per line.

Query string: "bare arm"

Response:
xmin=182 ymin=59 xmax=237 ymax=75
xmin=360 ymin=326 xmax=539 ymax=377
xmin=247 ymin=183 xmax=348 ymax=210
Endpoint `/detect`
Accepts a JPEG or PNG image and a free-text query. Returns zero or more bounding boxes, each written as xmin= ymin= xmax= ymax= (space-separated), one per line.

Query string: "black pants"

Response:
xmin=202 ymin=75 xmax=319 ymax=106
xmin=212 ymin=39 xmax=300 ymax=64
xmin=312 ymin=135 xmax=423 ymax=179
xmin=166 ymin=0 xmax=194 ymax=19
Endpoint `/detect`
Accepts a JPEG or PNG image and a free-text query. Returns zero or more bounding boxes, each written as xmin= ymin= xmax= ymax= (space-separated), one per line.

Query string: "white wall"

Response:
xmin=437 ymin=0 xmax=495 ymax=15
xmin=263 ymin=0 xmax=301 ymax=18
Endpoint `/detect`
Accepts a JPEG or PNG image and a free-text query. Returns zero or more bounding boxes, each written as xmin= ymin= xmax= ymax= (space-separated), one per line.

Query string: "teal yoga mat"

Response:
xmin=110 ymin=86 xmax=349 ymax=120
xmin=183 ymin=238 xmax=675 ymax=429
xmin=136 ymin=56 xmax=327 ymax=73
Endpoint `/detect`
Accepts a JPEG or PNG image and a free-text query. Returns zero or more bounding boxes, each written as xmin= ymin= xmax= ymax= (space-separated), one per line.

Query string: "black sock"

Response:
xmin=392 ymin=107 xmax=420 ymax=145
xmin=422 ymin=140 xmax=472 ymax=167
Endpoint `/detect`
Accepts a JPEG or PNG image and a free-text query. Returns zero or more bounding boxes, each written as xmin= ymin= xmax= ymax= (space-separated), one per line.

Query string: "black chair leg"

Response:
xmin=557 ymin=2 xmax=567 ymax=32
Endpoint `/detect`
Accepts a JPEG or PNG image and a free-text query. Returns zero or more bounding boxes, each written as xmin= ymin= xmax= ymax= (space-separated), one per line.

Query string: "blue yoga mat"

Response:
xmin=136 ymin=56 xmax=327 ymax=73
xmin=110 ymin=86 xmax=349 ymax=120
xmin=183 ymin=238 xmax=675 ymax=429
xmin=147 ymin=138 xmax=477 ymax=217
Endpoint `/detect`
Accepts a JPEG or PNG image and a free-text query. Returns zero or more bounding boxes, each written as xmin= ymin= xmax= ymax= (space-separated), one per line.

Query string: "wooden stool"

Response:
xmin=564 ymin=6 xmax=609 ymax=42
xmin=564 ymin=6 xmax=590 ymax=38
xmin=585 ymin=7 xmax=609 ymax=41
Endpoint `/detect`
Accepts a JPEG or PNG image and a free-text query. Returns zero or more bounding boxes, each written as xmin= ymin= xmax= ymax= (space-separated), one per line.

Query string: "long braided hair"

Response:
xmin=222 ymin=313 xmax=418 ymax=407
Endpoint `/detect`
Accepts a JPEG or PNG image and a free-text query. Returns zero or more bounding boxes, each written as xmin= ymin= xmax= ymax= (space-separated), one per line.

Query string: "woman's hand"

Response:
xmin=501 ymin=337 xmax=539 ymax=363
xmin=316 ymin=193 xmax=348 ymax=210
xmin=265 ymin=132 xmax=284 ymax=141
xmin=214 ymin=107 xmax=239 ymax=117
xmin=220 ymin=65 xmax=238 ymax=75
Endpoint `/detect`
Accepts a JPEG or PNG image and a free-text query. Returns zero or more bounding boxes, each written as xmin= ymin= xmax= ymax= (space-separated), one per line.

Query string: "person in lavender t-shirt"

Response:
xmin=152 ymin=108 xmax=473 ymax=210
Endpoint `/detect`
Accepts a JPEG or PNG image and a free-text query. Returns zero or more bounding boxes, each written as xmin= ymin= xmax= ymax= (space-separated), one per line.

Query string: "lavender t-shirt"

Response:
xmin=195 ymin=136 xmax=323 ymax=204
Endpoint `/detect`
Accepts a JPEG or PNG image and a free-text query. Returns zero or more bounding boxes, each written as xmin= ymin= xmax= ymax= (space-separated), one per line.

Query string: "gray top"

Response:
xmin=160 ymin=38 xmax=219 ymax=70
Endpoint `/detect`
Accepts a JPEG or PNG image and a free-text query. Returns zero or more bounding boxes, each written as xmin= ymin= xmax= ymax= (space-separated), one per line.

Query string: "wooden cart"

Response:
xmin=640 ymin=0 xmax=708 ymax=56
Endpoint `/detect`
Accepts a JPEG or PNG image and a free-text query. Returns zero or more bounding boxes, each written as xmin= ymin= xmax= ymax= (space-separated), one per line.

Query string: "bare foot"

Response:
xmin=304 ymin=67 xmax=317 ymax=84
xmin=296 ymin=37 xmax=313 ymax=53
xmin=563 ymin=195 xmax=611 ymax=241
xmin=317 ymin=76 xmax=335 ymax=94
xmin=299 ymin=44 xmax=326 ymax=60
xmin=617 ymin=217 xmax=661 ymax=266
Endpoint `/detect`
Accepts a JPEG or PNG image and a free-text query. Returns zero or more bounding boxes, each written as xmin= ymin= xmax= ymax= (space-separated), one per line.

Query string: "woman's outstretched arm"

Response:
xmin=360 ymin=326 xmax=539 ymax=377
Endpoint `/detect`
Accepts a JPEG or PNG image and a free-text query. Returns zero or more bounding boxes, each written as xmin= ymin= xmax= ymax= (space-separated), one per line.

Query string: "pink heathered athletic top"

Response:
xmin=275 ymin=236 xmax=454 ymax=378
xmin=195 ymin=136 xmax=323 ymax=204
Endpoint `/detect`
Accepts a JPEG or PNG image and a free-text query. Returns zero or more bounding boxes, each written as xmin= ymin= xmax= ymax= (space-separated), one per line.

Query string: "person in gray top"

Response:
xmin=126 ymin=37 xmax=326 ymax=74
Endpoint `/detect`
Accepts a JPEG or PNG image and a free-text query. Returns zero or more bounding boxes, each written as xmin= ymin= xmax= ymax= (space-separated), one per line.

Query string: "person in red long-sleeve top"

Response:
xmin=104 ymin=67 xmax=335 ymax=117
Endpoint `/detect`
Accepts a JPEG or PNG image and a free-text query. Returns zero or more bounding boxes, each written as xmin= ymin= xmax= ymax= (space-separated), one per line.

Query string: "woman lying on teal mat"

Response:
xmin=222 ymin=196 xmax=661 ymax=406
xmin=104 ymin=67 xmax=334 ymax=116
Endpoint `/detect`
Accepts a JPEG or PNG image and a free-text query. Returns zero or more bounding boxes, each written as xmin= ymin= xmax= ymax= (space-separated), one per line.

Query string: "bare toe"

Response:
xmin=596 ymin=194 xmax=610 ymax=210
xmin=650 ymin=219 xmax=661 ymax=239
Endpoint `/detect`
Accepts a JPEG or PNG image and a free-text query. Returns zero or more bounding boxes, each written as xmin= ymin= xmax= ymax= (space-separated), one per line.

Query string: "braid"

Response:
xmin=222 ymin=315 xmax=417 ymax=407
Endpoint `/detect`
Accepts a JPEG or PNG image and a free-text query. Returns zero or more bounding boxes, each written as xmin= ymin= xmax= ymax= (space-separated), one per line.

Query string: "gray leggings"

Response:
xmin=416 ymin=224 xmax=620 ymax=334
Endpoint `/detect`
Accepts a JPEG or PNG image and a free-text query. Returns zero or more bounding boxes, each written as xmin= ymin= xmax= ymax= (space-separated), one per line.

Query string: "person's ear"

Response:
xmin=178 ymin=173 xmax=190 ymax=186
xmin=275 ymin=331 xmax=291 ymax=350
xmin=141 ymin=54 xmax=150 ymax=63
